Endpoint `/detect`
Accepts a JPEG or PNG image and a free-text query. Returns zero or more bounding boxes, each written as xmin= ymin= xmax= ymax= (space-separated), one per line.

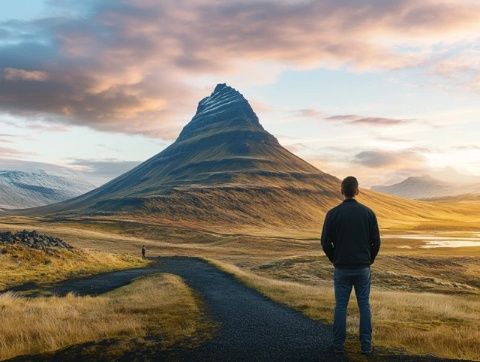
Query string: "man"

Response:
xmin=321 ymin=176 xmax=381 ymax=358
xmin=141 ymin=245 xmax=146 ymax=259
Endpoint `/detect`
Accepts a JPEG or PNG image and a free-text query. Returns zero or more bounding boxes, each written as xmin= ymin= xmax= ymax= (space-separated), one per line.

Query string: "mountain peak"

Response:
xmin=213 ymin=83 xmax=229 ymax=93
xmin=196 ymin=83 xmax=247 ymax=114
xmin=176 ymin=83 xmax=264 ymax=142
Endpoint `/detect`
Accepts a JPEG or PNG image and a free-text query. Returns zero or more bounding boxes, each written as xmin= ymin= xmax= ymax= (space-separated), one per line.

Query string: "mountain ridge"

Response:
xmin=0 ymin=170 xmax=95 ymax=210
xmin=372 ymin=175 xmax=480 ymax=199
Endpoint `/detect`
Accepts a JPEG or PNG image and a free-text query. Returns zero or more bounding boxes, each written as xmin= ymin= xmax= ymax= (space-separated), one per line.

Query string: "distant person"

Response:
xmin=321 ymin=176 xmax=381 ymax=358
xmin=141 ymin=245 xmax=146 ymax=259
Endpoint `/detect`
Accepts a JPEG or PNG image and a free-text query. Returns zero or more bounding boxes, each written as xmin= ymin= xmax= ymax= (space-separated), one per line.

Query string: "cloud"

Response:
xmin=353 ymin=149 xmax=426 ymax=168
xmin=0 ymin=0 xmax=479 ymax=136
xmin=432 ymin=49 xmax=480 ymax=91
xmin=292 ymin=109 xmax=327 ymax=119
xmin=351 ymin=117 xmax=405 ymax=126
xmin=454 ymin=144 xmax=480 ymax=150
xmin=305 ymin=148 xmax=431 ymax=186
xmin=0 ymin=133 xmax=15 ymax=143
xmin=29 ymin=122 xmax=70 ymax=132
xmin=375 ymin=135 xmax=412 ymax=143
xmin=0 ymin=146 xmax=31 ymax=158
xmin=3 ymin=68 xmax=48 ymax=81
xmin=328 ymin=114 xmax=407 ymax=126
xmin=67 ymin=158 xmax=141 ymax=185
xmin=295 ymin=109 xmax=409 ymax=126
xmin=326 ymin=114 xmax=359 ymax=121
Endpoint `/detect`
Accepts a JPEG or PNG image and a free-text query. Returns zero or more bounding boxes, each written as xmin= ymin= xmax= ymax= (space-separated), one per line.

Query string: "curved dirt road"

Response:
xmin=8 ymin=257 xmax=470 ymax=361
xmin=157 ymin=257 xmax=336 ymax=361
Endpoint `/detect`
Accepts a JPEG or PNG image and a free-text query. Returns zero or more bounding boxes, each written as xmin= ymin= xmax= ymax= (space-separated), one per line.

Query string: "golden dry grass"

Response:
xmin=208 ymin=258 xmax=480 ymax=361
xmin=0 ymin=244 xmax=147 ymax=291
xmin=0 ymin=214 xmax=479 ymax=360
xmin=0 ymin=273 xmax=214 ymax=361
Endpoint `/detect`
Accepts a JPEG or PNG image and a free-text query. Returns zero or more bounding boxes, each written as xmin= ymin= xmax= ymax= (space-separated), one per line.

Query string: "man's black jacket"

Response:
xmin=321 ymin=198 xmax=381 ymax=268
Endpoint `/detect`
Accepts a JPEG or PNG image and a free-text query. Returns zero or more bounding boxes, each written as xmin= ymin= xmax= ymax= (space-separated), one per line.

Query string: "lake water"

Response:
xmin=383 ymin=234 xmax=480 ymax=248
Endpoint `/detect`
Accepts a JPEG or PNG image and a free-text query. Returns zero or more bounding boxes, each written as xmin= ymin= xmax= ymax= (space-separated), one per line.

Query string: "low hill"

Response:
xmin=372 ymin=175 xmax=480 ymax=199
xmin=372 ymin=176 xmax=452 ymax=199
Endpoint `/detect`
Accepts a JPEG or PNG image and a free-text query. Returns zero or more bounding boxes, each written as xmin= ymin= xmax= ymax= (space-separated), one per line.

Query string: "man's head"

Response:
xmin=341 ymin=176 xmax=359 ymax=199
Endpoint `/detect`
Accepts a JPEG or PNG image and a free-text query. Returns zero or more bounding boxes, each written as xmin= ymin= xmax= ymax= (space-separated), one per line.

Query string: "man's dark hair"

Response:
xmin=341 ymin=176 xmax=359 ymax=198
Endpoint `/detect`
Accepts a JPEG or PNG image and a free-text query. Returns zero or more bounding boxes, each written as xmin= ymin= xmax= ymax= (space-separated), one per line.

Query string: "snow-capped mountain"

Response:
xmin=0 ymin=169 xmax=95 ymax=210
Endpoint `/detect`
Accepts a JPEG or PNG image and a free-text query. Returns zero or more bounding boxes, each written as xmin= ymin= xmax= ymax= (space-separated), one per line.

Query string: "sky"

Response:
xmin=0 ymin=0 xmax=479 ymax=186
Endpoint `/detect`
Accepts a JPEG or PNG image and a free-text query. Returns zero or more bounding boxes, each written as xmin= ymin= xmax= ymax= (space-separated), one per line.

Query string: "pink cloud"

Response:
xmin=351 ymin=117 xmax=405 ymax=126
xmin=0 ymin=0 xmax=479 ymax=137
xmin=433 ymin=50 xmax=480 ymax=91
xmin=295 ymin=110 xmax=409 ymax=126
xmin=0 ymin=146 xmax=32 ymax=159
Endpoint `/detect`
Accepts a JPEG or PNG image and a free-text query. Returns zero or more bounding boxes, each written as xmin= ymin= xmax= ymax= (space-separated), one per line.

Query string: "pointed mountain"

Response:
xmin=14 ymin=84 xmax=450 ymax=231
xmin=17 ymin=84 xmax=340 ymax=225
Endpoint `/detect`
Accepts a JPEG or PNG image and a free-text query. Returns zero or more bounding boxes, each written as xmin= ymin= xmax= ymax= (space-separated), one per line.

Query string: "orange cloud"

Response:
xmin=0 ymin=0 xmax=479 ymax=137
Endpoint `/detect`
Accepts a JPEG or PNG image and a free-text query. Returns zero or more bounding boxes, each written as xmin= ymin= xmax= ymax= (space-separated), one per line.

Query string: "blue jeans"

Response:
xmin=333 ymin=267 xmax=372 ymax=352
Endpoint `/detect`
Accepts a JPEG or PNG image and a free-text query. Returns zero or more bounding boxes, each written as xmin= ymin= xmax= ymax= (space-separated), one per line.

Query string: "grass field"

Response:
xmin=0 ymin=214 xmax=479 ymax=360
xmin=208 ymin=258 xmax=480 ymax=361
xmin=0 ymin=273 xmax=214 ymax=361
xmin=0 ymin=243 xmax=147 ymax=291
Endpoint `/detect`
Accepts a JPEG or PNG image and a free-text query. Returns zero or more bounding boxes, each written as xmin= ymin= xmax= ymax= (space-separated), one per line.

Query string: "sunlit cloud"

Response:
xmin=66 ymin=158 xmax=141 ymax=185
xmin=0 ymin=0 xmax=479 ymax=137
xmin=328 ymin=115 xmax=407 ymax=126
xmin=0 ymin=146 xmax=32 ymax=158
xmin=292 ymin=109 xmax=411 ymax=127
xmin=432 ymin=49 xmax=480 ymax=91
xmin=454 ymin=144 xmax=480 ymax=150
xmin=353 ymin=149 xmax=427 ymax=168
xmin=3 ymin=68 xmax=48 ymax=81
xmin=305 ymin=148 xmax=432 ymax=186
xmin=291 ymin=109 xmax=327 ymax=120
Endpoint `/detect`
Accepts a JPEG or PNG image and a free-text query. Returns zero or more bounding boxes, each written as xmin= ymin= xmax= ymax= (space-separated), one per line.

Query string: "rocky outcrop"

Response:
xmin=0 ymin=230 xmax=72 ymax=249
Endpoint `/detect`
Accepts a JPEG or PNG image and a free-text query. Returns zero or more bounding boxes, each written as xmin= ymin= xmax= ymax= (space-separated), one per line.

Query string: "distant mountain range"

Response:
xmin=11 ymin=84 xmax=466 ymax=231
xmin=371 ymin=175 xmax=480 ymax=200
xmin=0 ymin=170 xmax=95 ymax=210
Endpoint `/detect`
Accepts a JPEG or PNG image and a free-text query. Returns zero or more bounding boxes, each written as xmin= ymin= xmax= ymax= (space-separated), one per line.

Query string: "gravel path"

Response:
xmin=156 ymin=256 xmax=336 ymax=361
xmin=7 ymin=257 xmax=470 ymax=361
